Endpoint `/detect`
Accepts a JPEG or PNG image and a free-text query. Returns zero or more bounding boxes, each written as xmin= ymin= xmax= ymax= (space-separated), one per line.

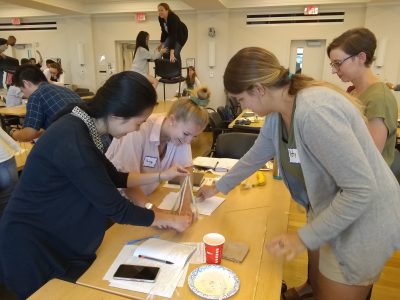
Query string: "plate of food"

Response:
xmin=188 ymin=265 xmax=240 ymax=299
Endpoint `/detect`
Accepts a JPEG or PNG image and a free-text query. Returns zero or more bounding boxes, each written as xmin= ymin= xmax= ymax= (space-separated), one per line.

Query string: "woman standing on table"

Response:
xmin=198 ymin=47 xmax=400 ymax=300
xmin=0 ymin=71 xmax=191 ymax=299
xmin=158 ymin=2 xmax=188 ymax=64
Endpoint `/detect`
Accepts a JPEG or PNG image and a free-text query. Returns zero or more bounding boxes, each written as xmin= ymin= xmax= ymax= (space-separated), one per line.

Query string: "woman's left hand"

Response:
xmin=161 ymin=164 xmax=189 ymax=181
xmin=266 ymin=232 xmax=307 ymax=261
xmin=170 ymin=52 xmax=176 ymax=62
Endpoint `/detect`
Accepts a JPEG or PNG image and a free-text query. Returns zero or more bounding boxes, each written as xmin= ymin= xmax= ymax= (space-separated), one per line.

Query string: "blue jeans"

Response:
xmin=0 ymin=157 xmax=18 ymax=217
xmin=163 ymin=38 xmax=183 ymax=64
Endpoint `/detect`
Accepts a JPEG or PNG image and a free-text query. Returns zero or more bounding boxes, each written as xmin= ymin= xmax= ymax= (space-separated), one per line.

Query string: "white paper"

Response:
xmin=159 ymin=192 xmax=225 ymax=216
xmin=192 ymin=156 xmax=239 ymax=172
xmin=104 ymin=245 xmax=189 ymax=298
xmin=133 ymin=238 xmax=196 ymax=267
xmin=183 ymin=242 xmax=206 ymax=264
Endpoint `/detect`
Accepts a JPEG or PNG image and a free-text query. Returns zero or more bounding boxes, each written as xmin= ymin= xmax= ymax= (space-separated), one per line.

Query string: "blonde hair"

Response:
xmin=167 ymin=98 xmax=209 ymax=129
xmin=224 ymin=47 xmax=365 ymax=118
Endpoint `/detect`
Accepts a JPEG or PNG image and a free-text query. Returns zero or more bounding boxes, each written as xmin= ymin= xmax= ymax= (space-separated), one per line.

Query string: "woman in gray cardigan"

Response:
xmin=198 ymin=47 xmax=400 ymax=300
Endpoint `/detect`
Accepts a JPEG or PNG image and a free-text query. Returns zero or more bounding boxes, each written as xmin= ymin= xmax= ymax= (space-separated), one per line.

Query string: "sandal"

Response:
xmin=282 ymin=287 xmax=313 ymax=300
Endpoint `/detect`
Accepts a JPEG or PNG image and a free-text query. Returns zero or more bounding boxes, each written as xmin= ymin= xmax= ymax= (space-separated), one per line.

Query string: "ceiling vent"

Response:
xmin=247 ymin=11 xmax=344 ymax=25
xmin=0 ymin=21 xmax=57 ymax=31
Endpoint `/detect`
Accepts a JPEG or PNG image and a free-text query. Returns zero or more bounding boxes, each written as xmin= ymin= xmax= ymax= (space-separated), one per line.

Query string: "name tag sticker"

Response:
xmin=143 ymin=156 xmax=157 ymax=168
xmin=288 ymin=149 xmax=301 ymax=164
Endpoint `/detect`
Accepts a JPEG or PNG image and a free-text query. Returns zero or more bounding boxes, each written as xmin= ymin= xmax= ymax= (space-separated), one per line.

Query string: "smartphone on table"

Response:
xmin=113 ymin=264 xmax=160 ymax=282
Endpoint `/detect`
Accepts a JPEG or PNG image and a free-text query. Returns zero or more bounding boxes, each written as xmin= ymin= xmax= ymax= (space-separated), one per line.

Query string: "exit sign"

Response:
xmin=304 ymin=6 xmax=319 ymax=15
xmin=11 ymin=18 xmax=21 ymax=25
xmin=135 ymin=12 xmax=146 ymax=22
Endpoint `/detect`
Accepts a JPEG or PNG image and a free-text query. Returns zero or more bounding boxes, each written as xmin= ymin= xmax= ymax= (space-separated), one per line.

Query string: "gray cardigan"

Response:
xmin=217 ymin=86 xmax=400 ymax=283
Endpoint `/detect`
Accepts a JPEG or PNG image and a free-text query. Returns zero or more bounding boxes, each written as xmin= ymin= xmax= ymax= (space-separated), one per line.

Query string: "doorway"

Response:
xmin=116 ymin=40 xmax=160 ymax=73
xmin=289 ymin=39 xmax=326 ymax=80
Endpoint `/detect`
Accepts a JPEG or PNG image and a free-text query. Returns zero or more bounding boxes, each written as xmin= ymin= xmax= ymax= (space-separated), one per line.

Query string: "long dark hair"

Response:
xmin=185 ymin=66 xmax=196 ymax=88
xmin=133 ymin=31 xmax=149 ymax=59
xmin=158 ymin=3 xmax=173 ymax=14
xmin=49 ymin=62 xmax=63 ymax=79
xmin=55 ymin=71 xmax=157 ymax=121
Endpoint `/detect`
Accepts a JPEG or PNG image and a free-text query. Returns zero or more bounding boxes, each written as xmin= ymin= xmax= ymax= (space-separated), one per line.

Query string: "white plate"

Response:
xmin=188 ymin=265 xmax=240 ymax=299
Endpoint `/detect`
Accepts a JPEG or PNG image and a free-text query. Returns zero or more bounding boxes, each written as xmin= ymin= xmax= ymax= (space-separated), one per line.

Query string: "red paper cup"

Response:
xmin=203 ymin=233 xmax=225 ymax=264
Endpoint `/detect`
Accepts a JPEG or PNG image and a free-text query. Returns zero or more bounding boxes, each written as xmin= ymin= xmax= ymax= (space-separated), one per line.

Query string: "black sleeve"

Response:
xmin=159 ymin=17 xmax=167 ymax=43
xmin=0 ymin=38 xmax=7 ymax=46
xmin=166 ymin=14 xmax=180 ymax=49
xmin=102 ymin=153 xmax=129 ymax=188
xmin=54 ymin=132 xmax=154 ymax=226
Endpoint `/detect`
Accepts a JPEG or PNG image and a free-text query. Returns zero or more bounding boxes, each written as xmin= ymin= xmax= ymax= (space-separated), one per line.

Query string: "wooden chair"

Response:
xmin=154 ymin=59 xmax=185 ymax=101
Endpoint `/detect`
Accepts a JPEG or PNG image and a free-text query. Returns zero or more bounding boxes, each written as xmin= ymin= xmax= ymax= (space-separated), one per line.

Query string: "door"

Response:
xmin=289 ymin=40 xmax=326 ymax=80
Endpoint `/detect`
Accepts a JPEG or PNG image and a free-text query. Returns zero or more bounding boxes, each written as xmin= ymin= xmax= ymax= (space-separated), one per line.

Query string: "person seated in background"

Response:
xmin=9 ymin=65 xmax=81 ymax=142
xmin=5 ymin=77 xmax=23 ymax=107
xmin=386 ymin=82 xmax=400 ymax=91
xmin=131 ymin=31 xmax=166 ymax=89
xmin=42 ymin=58 xmax=55 ymax=81
xmin=20 ymin=58 xmax=29 ymax=66
xmin=106 ymin=97 xmax=208 ymax=211
xmin=48 ymin=62 xmax=65 ymax=86
xmin=189 ymin=86 xmax=210 ymax=107
xmin=0 ymin=71 xmax=192 ymax=299
xmin=29 ymin=50 xmax=43 ymax=68
xmin=181 ymin=66 xmax=201 ymax=96
xmin=0 ymin=36 xmax=17 ymax=89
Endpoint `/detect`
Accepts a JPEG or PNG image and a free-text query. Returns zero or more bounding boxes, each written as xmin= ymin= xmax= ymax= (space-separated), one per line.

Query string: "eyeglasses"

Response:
xmin=329 ymin=54 xmax=356 ymax=70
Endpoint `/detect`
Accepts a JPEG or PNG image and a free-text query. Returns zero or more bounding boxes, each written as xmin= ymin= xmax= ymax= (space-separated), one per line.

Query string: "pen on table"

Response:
xmin=138 ymin=255 xmax=174 ymax=265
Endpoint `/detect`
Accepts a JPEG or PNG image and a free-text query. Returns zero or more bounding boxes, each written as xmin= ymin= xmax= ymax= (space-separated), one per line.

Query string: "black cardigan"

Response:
xmin=159 ymin=12 xmax=188 ymax=49
xmin=0 ymin=114 xmax=155 ymax=298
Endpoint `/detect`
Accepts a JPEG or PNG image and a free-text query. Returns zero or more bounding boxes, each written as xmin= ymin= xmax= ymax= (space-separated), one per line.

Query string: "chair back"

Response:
xmin=154 ymin=59 xmax=181 ymax=78
xmin=217 ymin=106 xmax=234 ymax=122
xmin=227 ymin=96 xmax=242 ymax=118
xmin=214 ymin=132 xmax=258 ymax=159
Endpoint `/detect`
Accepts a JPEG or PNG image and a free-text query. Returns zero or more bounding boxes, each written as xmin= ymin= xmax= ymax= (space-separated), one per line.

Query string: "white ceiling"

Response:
xmin=0 ymin=0 xmax=395 ymax=18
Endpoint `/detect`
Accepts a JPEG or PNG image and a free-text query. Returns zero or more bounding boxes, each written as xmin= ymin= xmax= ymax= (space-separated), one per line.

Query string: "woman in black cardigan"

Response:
xmin=158 ymin=2 xmax=188 ymax=64
xmin=0 ymin=71 xmax=192 ymax=299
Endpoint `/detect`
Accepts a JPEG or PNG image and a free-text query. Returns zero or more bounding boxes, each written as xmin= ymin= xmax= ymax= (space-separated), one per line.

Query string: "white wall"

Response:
xmin=0 ymin=15 xmax=96 ymax=91
xmin=2 ymin=2 xmax=400 ymax=105
xmin=365 ymin=3 xmax=400 ymax=84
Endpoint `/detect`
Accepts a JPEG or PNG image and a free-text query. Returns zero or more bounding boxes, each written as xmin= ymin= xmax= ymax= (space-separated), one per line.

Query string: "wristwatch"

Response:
xmin=144 ymin=202 xmax=154 ymax=210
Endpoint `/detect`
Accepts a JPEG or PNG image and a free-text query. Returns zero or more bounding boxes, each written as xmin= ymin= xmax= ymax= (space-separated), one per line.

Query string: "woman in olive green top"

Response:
xmin=327 ymin=27 xmax=398 ymax=167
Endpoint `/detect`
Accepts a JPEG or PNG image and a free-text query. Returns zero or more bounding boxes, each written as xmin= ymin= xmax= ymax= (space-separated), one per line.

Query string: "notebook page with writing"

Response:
xmin=133 ymin=238 xmax=196 ymax=267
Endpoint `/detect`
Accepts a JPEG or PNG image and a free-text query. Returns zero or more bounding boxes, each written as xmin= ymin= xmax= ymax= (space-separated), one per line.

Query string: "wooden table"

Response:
xmin=0 ymin=104 xmax=27 ymax=117
xmin=15 ymin=142 xmax=33 ymax=171
xmin=228 ymin=110 xmax=265 ymax=133
xmin=81 ymin=95 xmax=95 ymax=101
xmin=28 ymin=279 xmax=129 ymax=300
xmin=77 ymin=171 xmax=291 ymax=300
